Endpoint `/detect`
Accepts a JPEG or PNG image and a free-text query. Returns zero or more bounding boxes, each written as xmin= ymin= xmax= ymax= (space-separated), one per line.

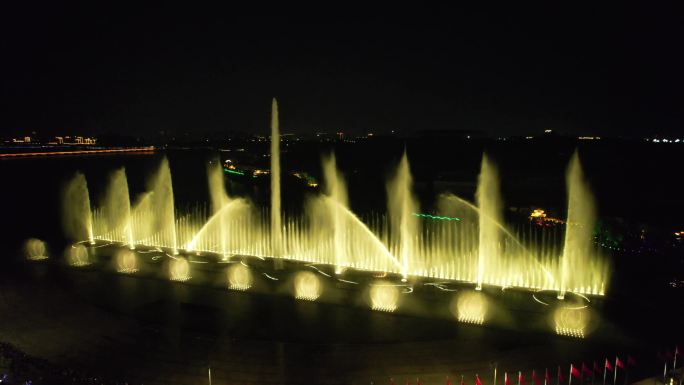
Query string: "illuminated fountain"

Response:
xmin=93 ymin=158 xmax=179 ymax=254
xmin=24 ymin=238 xmax=49 ymax=261
xmin=227 ymin=263 xmax=253 ymax=291
xmin=294 ymin=271 xmax=321 ymax=301
xmin=66 ymin=244 xmax=90 ymax=267
xmin=475 ymin=154 xmax=502 ymax=290
xmin=63 ymin=172 xmax=94 ymax=245
xmin=386 ymin=150 xmax=418 ymax=281
xmin=100 ymin=168 xmax=134 ymax=249
xmin=63 ymin=102 xmax=608 ymax=299
xmin=452 ymin=290 xmax=488 ymax=324
xmin=115 ymin=249 xmax=138 ymax=273
xmin=322 ymin=153 xmax=349 ymax=274
xmin=559 ymin=151 xmax=603 ymax=299
xmin=369 ymin=282 xmax=400 ymax=312
xmin=169 ymin=257 xmax=190 ymax=281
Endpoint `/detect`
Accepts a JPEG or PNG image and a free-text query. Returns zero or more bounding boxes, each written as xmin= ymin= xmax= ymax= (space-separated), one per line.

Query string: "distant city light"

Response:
xmin=529 ymin=209 xmax=546 ymax=218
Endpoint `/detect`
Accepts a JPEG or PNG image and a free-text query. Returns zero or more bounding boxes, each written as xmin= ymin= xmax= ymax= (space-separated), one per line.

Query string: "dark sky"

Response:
xmin=1 ymin=4 xmax=682 ymax=137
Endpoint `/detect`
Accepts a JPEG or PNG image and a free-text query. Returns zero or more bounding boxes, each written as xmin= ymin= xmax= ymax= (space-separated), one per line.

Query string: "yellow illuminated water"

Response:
xmin=71 ymin=104 xmax=608 ymax=297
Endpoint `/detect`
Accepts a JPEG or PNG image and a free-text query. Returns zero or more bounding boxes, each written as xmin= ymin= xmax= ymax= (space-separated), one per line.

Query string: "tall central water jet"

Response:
xmin=270 ymin=98 xmax=282 ymax=258
xmin=559 ymin=151 xmax=596 ymax=299
xmin=386 ymin=150 xmax=418 ymax=281
xmin=322 ymin=153 xmax=349 ymax=274
xmin=475 ymin=154 xmax=502 ymax=290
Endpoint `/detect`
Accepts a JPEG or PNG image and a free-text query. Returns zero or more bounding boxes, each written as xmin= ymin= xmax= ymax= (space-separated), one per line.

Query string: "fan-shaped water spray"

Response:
xmin=98 ymin=168 xmax=134 ymax=249
xmin=62 ymin=172 xmax=94 ymax=244
xmin=559 ymin=151 xmax=602 ymax=299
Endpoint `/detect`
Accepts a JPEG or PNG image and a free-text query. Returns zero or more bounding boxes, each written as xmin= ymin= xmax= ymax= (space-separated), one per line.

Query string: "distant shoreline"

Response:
xmin=0 ymin=146 xmax=156 ymax=158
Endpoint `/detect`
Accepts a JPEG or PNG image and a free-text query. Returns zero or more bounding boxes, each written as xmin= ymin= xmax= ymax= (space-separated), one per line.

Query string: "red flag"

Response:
xmin=570 ymin=365 xmax=582 ymax=379
xmin=545 ymin=369 xmax=550 ymax=385
xmin=461 ymin=376 xmax=465 ymax=385
xmin=519 ymin=372 xmax=525 ymax=385
xmin=505 ymin=372 xmax=511 ymax=385
xmin=627 ymin=356 xmax=637 ymax=367
xmin=616 ymin=357 xmax=625 ymax=369
xmin=604 ymin=359 xmax=613 ymax=372
xmin=391 ymin=378 xmax=395 ymax=385
xmin=533 ymin=370 xmax=541 ymax=385
xmin=582 ymin=363 xmax=592 ymax=377
xmin=476 ymin=375 xmax=483 ymax=385
xmin=446 ymin=377 xmax=451 ymax=385
xmin=417 ymin=378 xmax=422 ymax=385
xmin=593 ymin=361 xmax=601 ymax=374
xmin=557 ymin=366 xmax=565 ymax=382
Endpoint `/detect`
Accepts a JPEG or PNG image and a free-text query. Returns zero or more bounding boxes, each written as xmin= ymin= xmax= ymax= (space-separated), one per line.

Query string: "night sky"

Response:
xmin=1 ymin=4 xmax=682 ymax=137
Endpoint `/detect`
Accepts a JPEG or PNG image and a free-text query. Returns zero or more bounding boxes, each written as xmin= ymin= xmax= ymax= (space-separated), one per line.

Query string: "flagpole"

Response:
xmin=663 ymin=362 xmax=667 ymax=383
xmin=519 ymin=371 xmax=522 ymax=385
xmin=494 ymin=364 xmax=498 ymax=385
xmin=603 ymin=364 xmax=607 ymax=385
xmin=675 ymin=352 xmax=678 ymax=372
xmin=545 ymin=370 xmax=548 ymax=385
xmin=613 ymin=358 xmax=618 ymax=385
xmin=569 ymin=365 xmax=573 ymax=385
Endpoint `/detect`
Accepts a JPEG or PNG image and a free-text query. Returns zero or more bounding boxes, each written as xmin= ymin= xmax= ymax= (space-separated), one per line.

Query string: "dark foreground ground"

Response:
xmin=1 ymin=249 xmax=679 ymax=385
